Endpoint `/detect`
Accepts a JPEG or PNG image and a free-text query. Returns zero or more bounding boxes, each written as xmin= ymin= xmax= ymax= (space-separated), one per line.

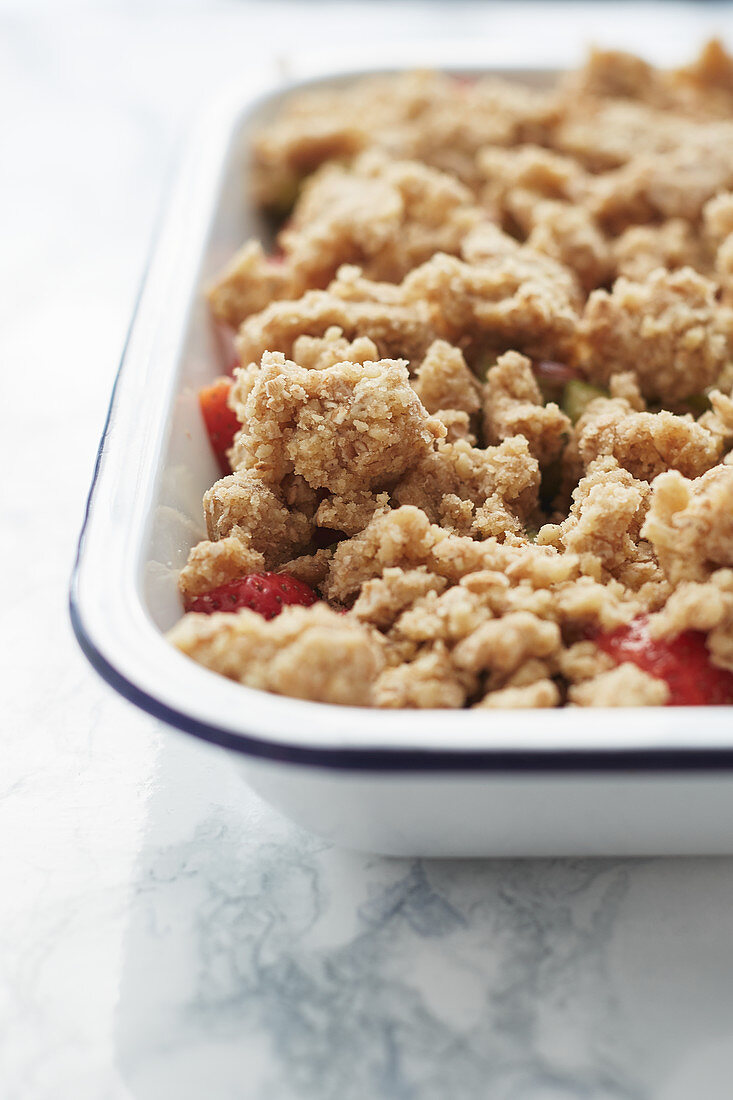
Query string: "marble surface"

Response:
xmin=4 ymin=3 xmax=733 ymax=1097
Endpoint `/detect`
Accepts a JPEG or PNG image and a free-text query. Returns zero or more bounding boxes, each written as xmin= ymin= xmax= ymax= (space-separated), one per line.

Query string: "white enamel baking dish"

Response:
xmin=71 ymin=52 xmax=733 ymax=857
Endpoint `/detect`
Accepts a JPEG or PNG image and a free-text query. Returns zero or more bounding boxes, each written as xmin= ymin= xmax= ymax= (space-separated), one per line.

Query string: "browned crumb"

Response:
xmin=431 ymin=409 xmax=476 ymax=444
xmin=607 ymin=372 xmax=646 ymax=411
xmin=579 ymin=267 xmax=729 ymax=403
xmin=230 ymin=351 xmax=440 ymax=495
xmin=281 ymin=152 xmax=483 ymax=286
xmin=700 ymin=385 xmax=733 ymax=452
xmin=642 ymin=465 xmax=733 ymax=584
xmin=352 ymin=567 xmax=448 ymax=630
xmin=538 ymin=457 xmax=651 ymax=581
xmin=520 ymin=198 xmax=613 ymax=293
xmin=168 ymin=604 xmax=384 ymax=706
xmin=586 ymin=126 xmax=733 ymax=231
xmin=569 ymin=663 xmax=670 ymax=706
xmin=402 ymin=248 xmax=582 ymax=362
xmin=612 ymin=220 xmax=707 ymax=282
xmin=411 ymin=340 xmax=481 ymax=416
xmin=314 ymin=491 xmax=390 ymax=537
xmin=703 ymin=191 xmax=733 ymax=246
xmin=554 ymin=100 xmax=687 ymax=172
xmin=452 ymin=611 xmax=561 ymax=676
xmin=576 ymin=397 xmax=722 ymax=481
xmin=178 ymin=534 xmax=266 ymax=598
xmin=203 ymin=472 xmax=313 ymax=568
xmin=235 ymin=278 xmax=437 ymax=369
xmin=276 ymin=547 xmax=334 ymax=589
xmin=210 ymin=153 xmax=485 ymax=326
xmin=393 ymin=435 xmax=540 ymax=530
xmin=478 ymin=144 xmax=589 ymax=209
xmin=483 ymin=350 xmax=571 ymax=466
xmin=207 ymin=240 xmax=292 ymax=328
xmin=475 ymin=679 xmax=560 ymax=708
xmin=251 ymin=70 xmax=562 ymax=200
xmin=375 ymin=643 xmax=476 ymax=708
xmin=555 ymin=640 xmax=616 ymax=685
xmin=290 ymin=328 xmax=381 ymax=371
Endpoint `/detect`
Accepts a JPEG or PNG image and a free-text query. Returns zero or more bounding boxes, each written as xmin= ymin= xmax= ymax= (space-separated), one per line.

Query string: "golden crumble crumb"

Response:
xmin=178 ymin=535 xmax=266 ymax=598
xmin=352 ymin=567 xmax=448 ymax=630
xmin=607 ymin=372 xmax=646 ymax=411
xmin=393 ymin=435 xmax=540 ymax=529
xmin=539 ymin=457 xmax=650 ymax=579
xmin=569 ymin=663 xmax=671 ymax=706
xmin=431 ymin=408 xmax=476 ymax=444
xmin=579 ymin=267 xmax=729 ymax=403
xmin=402 ymin=248 xmax=581 ymax=362
xmin=452 ymin=610 xmax=560 ymax=676
xmin=475 ymin=679 xmax=560 ymax=709
xmin=235 ymin=281 xmax=437 ymax=369
xmin=484 ymin=350 xmax=571 ymax=466
xmin=204 ymin=471 xmax=313 ymax=568
xmin=612 ymin=220 xmax=707 ymax=282
xmin=276 ymin=547 xmax=334 ymax=589
xmin=315 ymin=491 xmax=390 ymax=537
xmin=411 ymin=340 xmax=481 ymax=416
xmin=231 ymin=351 xmax=440 ymax=495
xmin=168 ymin=604 xmax=383 ymax=706
xmin=521 ymin=198 xmax=613 ymax=293
xmin=556 ymin=641 xmax=615 ymax=684
xmin=477 ymin=143 xmax=589 ymax=213
xmin=208 ymin=240 xmax=292 ymax=328
xmin=642 ymin=466 xmax=733 ymax=584
xmin=576 ymin=398 xmax=721 ymax=481
xmin=375 ymin=643 xmax=476 ymax=708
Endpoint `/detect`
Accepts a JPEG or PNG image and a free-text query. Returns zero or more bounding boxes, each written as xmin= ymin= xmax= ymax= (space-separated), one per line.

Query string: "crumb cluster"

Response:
xmin=170 ymin=43 xmax=733 ymax=708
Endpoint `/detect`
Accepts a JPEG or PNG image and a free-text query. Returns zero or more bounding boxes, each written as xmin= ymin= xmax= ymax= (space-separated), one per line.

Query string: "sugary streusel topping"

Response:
xmin=169 ymin=44 xmax=733 ymax=708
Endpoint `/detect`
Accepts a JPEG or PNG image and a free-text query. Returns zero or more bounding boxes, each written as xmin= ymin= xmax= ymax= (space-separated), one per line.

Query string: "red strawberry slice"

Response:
xmin=199 ymin=377 xmax=240 ymax=475
xmin=595 ymin=617 xmax=733 ymax=706
xmin=184 ymin=573 xmax=317 ymax=620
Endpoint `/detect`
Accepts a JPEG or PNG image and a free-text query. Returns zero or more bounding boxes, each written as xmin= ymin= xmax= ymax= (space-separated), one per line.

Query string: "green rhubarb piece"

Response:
xmin=266 ymin=171 xmax=303 ymax=218
xmin=474 ymin=352 xmax=497 ymax=383
xmin=562 ymin=379 xmax=608 ymax=424
xmin=681 ymin=392 xmax=712 ymax=417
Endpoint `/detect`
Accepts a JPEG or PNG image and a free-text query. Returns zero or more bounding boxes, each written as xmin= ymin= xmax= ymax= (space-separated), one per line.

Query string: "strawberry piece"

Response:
xmin=198 ymin=377 xmax=240 ymax=475
xmin=452 ymin=74 xmax=478 ymax=90
xmin=532 ymin=360 xmax=581 ymax=386
xmin=595 ymin=617 xmax=733 ymax=706
xmin=184 ymin=573 xmax=317 ymax=620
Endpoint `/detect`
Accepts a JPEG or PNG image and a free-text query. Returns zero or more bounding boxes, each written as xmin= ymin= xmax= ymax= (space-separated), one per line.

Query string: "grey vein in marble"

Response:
xmin=110 ymin=737 xmax=733 ymax=1100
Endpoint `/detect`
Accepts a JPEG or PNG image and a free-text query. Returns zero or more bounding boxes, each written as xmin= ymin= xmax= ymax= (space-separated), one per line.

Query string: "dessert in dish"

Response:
xmin=168 ymin=43 xmax=733 ymax=709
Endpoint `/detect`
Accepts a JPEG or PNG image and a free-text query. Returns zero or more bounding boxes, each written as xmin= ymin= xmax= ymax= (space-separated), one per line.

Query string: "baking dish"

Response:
xmin=71 ymin=54 xmax=733 ymax=857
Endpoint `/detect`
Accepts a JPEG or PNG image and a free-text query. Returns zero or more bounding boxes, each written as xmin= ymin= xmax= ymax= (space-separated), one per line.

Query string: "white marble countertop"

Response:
xmin=4 ymin=3 xmax=733 ymax=1097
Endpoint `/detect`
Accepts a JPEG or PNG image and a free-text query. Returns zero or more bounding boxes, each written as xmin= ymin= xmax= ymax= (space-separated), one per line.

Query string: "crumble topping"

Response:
xmin=168 ymin=44 xmax=733 ymax=709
